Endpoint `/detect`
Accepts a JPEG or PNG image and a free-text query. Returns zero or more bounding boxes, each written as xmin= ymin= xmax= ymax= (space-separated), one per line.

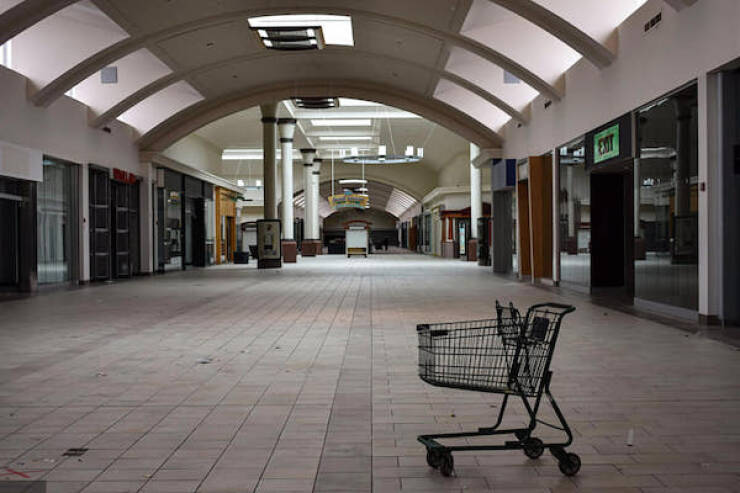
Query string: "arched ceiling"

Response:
xmin=0 ymin=0 xmax=657 ymax=152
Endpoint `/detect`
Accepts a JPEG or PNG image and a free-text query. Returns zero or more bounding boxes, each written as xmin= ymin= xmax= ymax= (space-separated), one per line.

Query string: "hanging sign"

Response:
xmin=593 ymin=124 xmax=620 ymax=164
xmin=328 ymin=190 xmax=369 ymax=209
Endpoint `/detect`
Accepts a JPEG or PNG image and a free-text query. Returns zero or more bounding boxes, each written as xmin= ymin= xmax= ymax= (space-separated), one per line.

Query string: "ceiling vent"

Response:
xmin=252 ymin=26 xmax=325 ymax=51
xmin=293 ymin=97 xmax=339 ymax=109
xmin=644 ymin=11 xmax=662 ymax=34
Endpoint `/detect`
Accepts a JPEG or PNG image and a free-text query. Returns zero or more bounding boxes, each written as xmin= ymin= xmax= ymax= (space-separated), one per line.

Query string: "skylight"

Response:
xmin=338 ymin=98 xmax=381 ymax=106
xmin=248 ymin=15 xmax=354 ymax=46
xmin=319 ymin=136 xmax=372 ymax=141
xmin=312 ymin=119 xmax=371 ymax=127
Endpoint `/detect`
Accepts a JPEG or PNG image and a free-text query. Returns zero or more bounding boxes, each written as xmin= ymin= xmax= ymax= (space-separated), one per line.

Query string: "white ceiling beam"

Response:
xmin=31 ymin=6 xmax=562 ymax=108
xmin=0 ymin=0 xmax=78 ymax=46
xmin=489 ymin=0 xmax=615 ymax=69
xmin=91 ymin=49 xmax=528 ymax=130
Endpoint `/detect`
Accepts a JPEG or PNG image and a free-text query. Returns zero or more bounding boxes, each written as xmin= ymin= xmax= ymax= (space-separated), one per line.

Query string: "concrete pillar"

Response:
xmin=260 ymin=103 xmax=278 ymax=220
xmin=140 ymin=162 xmax=155 ymax=274
xmin=468 ymin=143 xmax=481 ymax=261
xmin=300 ymin=148 xmax=320 ymax=256
xmin=311 ymin=158 xmax=322 ymax=245
xmin=278 ymin=118 xmax=297 ymax=262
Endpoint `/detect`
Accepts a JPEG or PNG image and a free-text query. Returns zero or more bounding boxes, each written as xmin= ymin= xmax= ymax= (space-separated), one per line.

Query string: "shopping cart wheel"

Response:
xmin=439 ymin=452 xmax=454 ymax=477
xmin=426 ymin=448 xmax=441 ymax=469
xmin=522 ymin=437 xmax=544 ymax=459
xmin=558 ymin=453 xmax=581 ymax=476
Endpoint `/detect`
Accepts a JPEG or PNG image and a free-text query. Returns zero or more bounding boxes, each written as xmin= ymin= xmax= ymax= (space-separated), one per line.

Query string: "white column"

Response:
xmin=260 ymin=103 xmax=278 ymax=220
xmin=697 ymin=72 xmax=722 ymax=320
xmin=300 ymin=149 xmax=316 ymax=238
xmin=469 ymin=143 xmax=481 ymax=239
xmin=311 ymin=158 xmax=323 ymax=240
xmin=79 ymin=162 xmax=90 ymax=282
xmin=140 ymin=162 xmax=155 ymax=273
xmin=278 ymin=118 xmax=296 ymax=240
xmin=552 ymin=149 xmax=560 ymax=284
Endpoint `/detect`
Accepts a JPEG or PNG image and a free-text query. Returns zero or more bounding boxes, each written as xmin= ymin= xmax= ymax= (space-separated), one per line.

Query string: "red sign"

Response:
xmin=113 ymin=168 xmax=137 ymax=184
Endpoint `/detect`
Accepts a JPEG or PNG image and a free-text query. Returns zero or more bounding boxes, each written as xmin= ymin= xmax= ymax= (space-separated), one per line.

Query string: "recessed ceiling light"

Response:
xmin=248 ymin=15 xmax=354 ymax=46
xmin=311 ymin=119 xmax=371 ymax=127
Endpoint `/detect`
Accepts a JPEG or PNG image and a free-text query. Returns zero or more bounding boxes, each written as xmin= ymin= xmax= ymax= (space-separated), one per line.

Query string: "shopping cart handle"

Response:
xmin=528 ymin=302 xmax=576 ymax=313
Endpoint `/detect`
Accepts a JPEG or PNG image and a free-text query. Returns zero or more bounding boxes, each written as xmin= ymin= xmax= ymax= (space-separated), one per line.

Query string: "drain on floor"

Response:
xmin=62 ymin=448 xmax=88 ymax=457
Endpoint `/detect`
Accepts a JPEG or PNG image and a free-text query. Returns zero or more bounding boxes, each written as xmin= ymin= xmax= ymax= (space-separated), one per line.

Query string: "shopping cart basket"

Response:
xmin=417 ymin=301 xmax=580 ymax=477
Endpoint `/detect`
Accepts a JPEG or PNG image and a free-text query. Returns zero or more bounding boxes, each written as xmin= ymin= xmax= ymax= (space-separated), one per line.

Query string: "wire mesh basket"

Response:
xmin=417 ymin=303 xmax=573 ymax=397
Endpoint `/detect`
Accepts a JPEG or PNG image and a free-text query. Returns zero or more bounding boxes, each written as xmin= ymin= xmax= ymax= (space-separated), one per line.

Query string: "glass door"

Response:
xmin=38 ymin=158 xmax=77 ymax=284
xmin=0 ymin=197 xmax=19 ymax=286
xmin=90 ymin=168 xmax=110 ymax=281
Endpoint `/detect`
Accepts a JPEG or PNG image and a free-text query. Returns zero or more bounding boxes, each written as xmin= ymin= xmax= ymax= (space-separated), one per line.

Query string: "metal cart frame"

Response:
xmin=416 ymin=301 xmax=580 ymax=477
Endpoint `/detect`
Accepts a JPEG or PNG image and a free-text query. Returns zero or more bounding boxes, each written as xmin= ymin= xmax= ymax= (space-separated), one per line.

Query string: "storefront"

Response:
xmin=215 ymin=186 xmax=237 ymax=264
xmin=558 ymin=140 xmax=590 ymax=289
xmin=0 ymin=176 xmax=37 ymax=293
xmin=491 ymin=159 xmax=516 ymax=274
xmin=633 ymin=83 xmax=699 ymax=314
xmin=38 ymin=156 xmax=80 ymax=286
xmin=157 ymin=168 xmax=214 ymax=272
xmin=89 ymin=166 xmax=141 ymax=280
xmin=552 ymin=83 xmax=700 ymax=317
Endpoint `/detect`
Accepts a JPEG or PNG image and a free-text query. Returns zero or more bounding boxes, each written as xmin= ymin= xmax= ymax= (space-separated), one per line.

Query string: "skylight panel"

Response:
xmin=248 ymin=15 xmax=354 ymax=46
xmin=312 ymin=119 xmax=371 ymax=127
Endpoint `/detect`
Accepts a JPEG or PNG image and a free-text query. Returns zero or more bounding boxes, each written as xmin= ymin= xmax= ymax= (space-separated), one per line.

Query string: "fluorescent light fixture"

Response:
xmin=351 ymin=147 xmax=359 ymax=156
xmin=338 ymin=98 xmax=380 ymax=106
xmin=378 ymin=145 xmax=387 ymax=156
xmin=405 ymin=145 xmax=414 ymax=156
xmin=257 ymin=29 xmax=268 ymax=37
xmin=237 ymin=179 xmax=245 ymax=187
xmin=339 ymin=179 xmax=367 ymax=185
xmin=311 ymin=119 xmax=371 ymax=127
xmin=222 ymin=149 xmax=301 ymax=160
xmin=417 ymin=147 xmax=424 ymax=158
xmin=319 ymin=136 xmax=372 ymax=141
xmin=355 ymin=187 xmax=368 ymax=192
xmin=248 ymin=15 xmax=354 ymax=46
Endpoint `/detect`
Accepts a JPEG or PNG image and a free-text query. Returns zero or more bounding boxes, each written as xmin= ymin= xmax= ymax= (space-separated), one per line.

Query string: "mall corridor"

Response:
xmin=0 ymin=255 xmax=738 ymax=492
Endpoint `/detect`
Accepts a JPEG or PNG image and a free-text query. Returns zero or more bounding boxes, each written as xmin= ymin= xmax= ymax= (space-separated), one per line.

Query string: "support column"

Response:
xmin=140 ymin=162 xmax=155 ymax=274
xmin=278 ymin=118 xmax=297 ymax=262
xmin=260 ymin=103 xmax=278 ymax=220
xmin=468 ymin=143 xmax=481 ymax=261
xmin=312 ymin=158 xmax=323 ymax=254
xmin=697 ymin=72 xmax=722 ymax=322
xmin=552 ymin=149 xmax=560 ymax=285
xmin=300 ymin=149 xmax=320 ymax=256
xmin=79 ymin=162 xmax=90 ymax=282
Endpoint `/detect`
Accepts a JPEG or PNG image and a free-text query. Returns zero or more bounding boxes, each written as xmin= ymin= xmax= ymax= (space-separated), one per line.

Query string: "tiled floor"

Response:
xmin=0 ymin=254 xmax=738 ymax=493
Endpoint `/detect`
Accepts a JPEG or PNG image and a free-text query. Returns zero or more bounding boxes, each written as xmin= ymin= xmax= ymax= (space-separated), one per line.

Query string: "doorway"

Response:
xmin=590 ymin=169 xmax=634 ymax=296
xmin=0 ymin=198 xmax=20 ymax=287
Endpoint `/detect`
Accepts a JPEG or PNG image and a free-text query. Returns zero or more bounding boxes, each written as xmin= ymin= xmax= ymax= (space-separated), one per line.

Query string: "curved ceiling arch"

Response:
xmin=28 ymin=5 xmax=563 ymax=108
xmin=92 ymin=48 xmax=528 ymax=129
xmin=0 ymin=0 xmax=77 ymax=46
xmin=487 ymin=0 xmax=614 ymax=68
xmin=137 ymin=79 xmax=503 ymax=153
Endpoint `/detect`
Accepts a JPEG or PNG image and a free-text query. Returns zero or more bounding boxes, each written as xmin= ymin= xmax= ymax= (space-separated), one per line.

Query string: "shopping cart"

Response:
xmin=416 ymin=301 xmax=580 ymax=477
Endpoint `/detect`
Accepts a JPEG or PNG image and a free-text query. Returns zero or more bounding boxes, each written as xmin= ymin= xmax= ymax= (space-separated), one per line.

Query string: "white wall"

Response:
xmin=0 ymin=65 xmax=141 ymax=175
xmin=502 ymin=0 xmax=740 ymax=157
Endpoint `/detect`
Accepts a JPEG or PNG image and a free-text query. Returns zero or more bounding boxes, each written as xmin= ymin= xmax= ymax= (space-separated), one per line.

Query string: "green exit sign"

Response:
xmin=594 ymin=124 xmax=620 ymax=164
